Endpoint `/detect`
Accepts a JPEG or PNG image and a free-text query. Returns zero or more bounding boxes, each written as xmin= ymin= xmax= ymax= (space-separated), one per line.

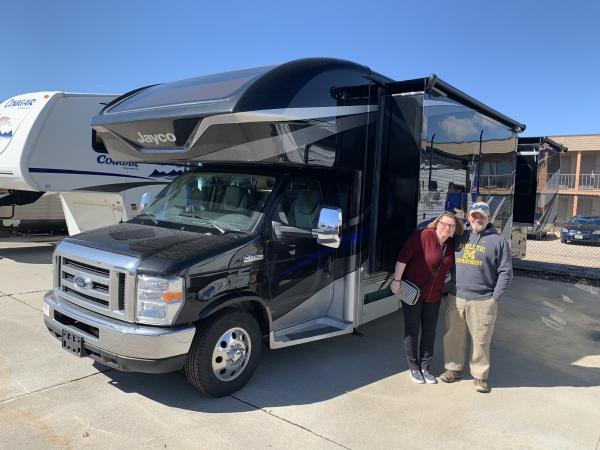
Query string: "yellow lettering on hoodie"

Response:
xmin=456 ymin=242 xmax=485 ymax=266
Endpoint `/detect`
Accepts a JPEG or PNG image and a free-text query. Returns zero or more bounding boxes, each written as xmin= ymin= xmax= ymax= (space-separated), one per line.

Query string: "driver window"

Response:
xmin=276 ymin=177 xmax=323 ymax=230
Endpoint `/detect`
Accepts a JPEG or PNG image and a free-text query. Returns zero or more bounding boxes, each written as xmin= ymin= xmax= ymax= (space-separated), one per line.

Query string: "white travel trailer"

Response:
xmin=0 ymin=92 xmax=182 ymax=235
xmin=0 ymin=189 xmax=66 ymax=236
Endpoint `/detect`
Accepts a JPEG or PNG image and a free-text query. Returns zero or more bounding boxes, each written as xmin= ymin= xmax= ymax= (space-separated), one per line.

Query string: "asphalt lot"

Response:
xmin=1 ymin=240 xmax=599 ymax=449
xmin=522 ymin=234 xmax=600 ymax=268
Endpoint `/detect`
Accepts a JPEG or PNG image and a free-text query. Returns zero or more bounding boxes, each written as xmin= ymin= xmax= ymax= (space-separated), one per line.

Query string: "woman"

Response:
xmin=391 ymin=211 xmax=463 ymax=384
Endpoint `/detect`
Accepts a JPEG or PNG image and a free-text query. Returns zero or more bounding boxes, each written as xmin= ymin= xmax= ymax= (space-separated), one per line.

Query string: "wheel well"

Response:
xmin=240 ymin=301 xmax=270 ymax=336
xmin=202 ymin=300 xmax=270 ymax=336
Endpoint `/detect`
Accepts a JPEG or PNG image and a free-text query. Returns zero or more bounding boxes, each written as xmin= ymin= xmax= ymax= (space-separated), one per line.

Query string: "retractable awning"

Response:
xmin=384 ymin=75 xmax=526 ymax=133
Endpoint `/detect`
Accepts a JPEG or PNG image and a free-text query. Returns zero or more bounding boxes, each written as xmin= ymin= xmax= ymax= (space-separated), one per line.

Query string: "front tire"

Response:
xmin=185 ymin=309 xmax=262 ymax=397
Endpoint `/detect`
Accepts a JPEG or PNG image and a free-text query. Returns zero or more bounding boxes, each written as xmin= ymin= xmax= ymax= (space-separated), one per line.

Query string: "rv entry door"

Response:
xmin=267 ymin=176 xmax=334 ymax=324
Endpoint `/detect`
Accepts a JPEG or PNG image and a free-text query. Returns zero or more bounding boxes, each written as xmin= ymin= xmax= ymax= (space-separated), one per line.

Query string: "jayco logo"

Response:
xmin=4 ymin=98 xmax=37 ymax=108
xmin=136 ymin=131 xmax=176 ymax=145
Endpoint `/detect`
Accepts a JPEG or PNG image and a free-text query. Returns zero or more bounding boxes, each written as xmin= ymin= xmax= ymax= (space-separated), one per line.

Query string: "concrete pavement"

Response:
xmin=1 ymin=242 xmax=599 ymax=449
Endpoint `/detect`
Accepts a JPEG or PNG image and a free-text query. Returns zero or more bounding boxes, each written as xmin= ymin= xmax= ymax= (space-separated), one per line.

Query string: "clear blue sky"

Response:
xmin=3 ymin=0 xmax=599 ymax=137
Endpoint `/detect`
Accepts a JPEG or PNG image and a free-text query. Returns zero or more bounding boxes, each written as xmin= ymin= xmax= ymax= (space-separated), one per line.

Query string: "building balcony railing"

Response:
xmin=558 ymin=173 xmax=600 ymax=190
xmin=559 ymin=174 xmax=576 ymax=189
xmin=478 ymin=174 xmax=513 ymax=189
xmin=579 ymin=173 xmax=600 ymax=190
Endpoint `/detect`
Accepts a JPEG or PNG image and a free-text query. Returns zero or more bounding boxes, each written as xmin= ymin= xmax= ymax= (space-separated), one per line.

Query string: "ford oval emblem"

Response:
xmin=73 ymin=274 xmax=92 ymax=290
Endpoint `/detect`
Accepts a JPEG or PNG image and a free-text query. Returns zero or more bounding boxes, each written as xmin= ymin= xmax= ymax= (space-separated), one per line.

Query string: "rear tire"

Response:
xmin=184 ymin=309 xmax=262 ymax=397
xmin=561 ymin=238 xmax=568 ymax=244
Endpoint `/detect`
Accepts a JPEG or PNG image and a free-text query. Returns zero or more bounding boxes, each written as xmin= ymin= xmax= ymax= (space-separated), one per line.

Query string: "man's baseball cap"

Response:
xmin=469 ymin=201 xmax=490 ymax=218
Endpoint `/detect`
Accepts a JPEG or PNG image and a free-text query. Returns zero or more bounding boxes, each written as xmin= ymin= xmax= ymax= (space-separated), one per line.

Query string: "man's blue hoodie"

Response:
xmin=450 ymin=223 xmax=512 ymax=301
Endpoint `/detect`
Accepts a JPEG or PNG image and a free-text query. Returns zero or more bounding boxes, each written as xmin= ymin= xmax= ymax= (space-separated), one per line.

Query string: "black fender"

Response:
xmin=197 ymin=291 xmax=272 ymax=334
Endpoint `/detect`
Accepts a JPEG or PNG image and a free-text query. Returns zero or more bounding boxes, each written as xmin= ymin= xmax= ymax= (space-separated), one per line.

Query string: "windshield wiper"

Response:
xmin=136 ymin=212 xmax=158 ymax=224
xmin=178 ymin=211 xmax=226 ymax=234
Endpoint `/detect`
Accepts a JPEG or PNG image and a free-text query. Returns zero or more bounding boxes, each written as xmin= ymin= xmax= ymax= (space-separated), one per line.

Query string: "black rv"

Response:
xmin=513 ymin=137 xmax=567 ymax=254
xmin=43 ymin=58 xmax=525 ymax=397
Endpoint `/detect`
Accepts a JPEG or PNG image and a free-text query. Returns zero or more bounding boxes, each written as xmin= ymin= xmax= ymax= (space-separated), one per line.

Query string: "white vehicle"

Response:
xmin=0 ymin=189 xmax=65 ymax=237
xmin=0 ymin=92 xmax=182 ymax=235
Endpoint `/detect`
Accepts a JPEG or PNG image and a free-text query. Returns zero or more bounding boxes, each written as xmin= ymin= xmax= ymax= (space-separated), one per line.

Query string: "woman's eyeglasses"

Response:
xmin=438 ymin=221 xmax=456 ymax=229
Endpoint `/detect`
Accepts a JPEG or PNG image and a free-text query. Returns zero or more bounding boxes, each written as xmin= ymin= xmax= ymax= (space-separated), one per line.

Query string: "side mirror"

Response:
xmin=139 ymin=192 xmax=153 ymax=211
xmin=312 ymin=206 xmax=342 ymax=248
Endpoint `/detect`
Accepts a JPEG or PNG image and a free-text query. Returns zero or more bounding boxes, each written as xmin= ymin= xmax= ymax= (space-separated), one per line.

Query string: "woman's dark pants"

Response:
xmin=401 ymin=300 xmax=441 ymax=372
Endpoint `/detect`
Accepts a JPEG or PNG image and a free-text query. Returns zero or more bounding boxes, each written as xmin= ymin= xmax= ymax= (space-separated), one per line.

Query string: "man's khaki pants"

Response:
xmin=443 ymin=294 xmax=498 ymax=380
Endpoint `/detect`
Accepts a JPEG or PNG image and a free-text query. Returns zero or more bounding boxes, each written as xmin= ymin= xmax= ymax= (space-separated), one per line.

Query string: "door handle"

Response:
xmin=324 ymin=257 xmax=332 ymax=273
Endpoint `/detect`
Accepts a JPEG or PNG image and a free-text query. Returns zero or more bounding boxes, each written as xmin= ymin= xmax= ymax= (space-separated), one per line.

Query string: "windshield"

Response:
xmin=569 ymin=216 xmax=600 ymax=226
xmin=136 ymin=171 xmax=277 ymax=232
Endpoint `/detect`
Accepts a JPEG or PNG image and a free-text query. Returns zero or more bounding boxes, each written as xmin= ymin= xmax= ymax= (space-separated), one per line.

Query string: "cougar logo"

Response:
xmin=5 ymin=98 xmax=37 ymax=108
xmin=136 ymin=131 xmax=176 ymax=145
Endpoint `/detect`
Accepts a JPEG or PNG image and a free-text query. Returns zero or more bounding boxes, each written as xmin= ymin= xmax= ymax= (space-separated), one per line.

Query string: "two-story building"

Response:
xmin=551 ymin=134 xmax=600 ymax=223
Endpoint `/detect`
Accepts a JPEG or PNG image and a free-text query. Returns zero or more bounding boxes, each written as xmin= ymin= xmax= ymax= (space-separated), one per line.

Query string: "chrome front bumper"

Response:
xmin=43 ymin=290 xmax=196 ymax=373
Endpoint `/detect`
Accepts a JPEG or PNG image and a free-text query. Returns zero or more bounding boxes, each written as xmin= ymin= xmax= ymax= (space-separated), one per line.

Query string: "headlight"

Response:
xmin=136 ymin=276 xmax=184 ymax=325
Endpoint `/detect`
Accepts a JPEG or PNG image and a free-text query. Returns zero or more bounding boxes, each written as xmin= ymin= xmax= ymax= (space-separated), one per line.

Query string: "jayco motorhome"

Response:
xmin=43 ymin=58 xmax=525 ymax=397
xmin=0 ymin=92 xmax=182 ymax=235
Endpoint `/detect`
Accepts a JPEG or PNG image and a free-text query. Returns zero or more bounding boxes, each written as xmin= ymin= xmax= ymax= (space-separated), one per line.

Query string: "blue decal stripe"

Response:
xmin=276 ymin=229 xmax=366 ymax=278
xmin=29 ymin=167 xmax=155 ymax=180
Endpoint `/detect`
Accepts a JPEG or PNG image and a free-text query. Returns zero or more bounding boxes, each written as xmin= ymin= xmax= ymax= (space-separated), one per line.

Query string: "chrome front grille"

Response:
xmin=53 ymin=241 xmax=139 ymax=322
xmin=61 ymin=259 xmax=111 ymax=307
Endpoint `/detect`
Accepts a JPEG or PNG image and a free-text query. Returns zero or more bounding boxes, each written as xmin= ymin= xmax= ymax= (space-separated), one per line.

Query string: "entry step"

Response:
xmin=270 ymin=316 xmax=353 ymax=348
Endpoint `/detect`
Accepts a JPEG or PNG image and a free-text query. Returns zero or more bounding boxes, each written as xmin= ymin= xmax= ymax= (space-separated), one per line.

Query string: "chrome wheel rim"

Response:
xmin=212 ymin=327 xmax=251 ymax=381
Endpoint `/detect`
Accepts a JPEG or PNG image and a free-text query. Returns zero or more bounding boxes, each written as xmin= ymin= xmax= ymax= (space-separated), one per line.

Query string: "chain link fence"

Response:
xmin=514 ymin=194 xmax=600 ymax=282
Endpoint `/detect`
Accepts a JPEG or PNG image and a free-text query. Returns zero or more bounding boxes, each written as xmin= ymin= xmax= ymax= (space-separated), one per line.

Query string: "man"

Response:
xmin=439 ymin=201 xmax=512 ymax=393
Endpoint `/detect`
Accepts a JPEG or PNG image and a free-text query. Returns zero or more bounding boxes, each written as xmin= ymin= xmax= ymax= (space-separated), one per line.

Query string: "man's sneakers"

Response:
xmin=473 ymin=378 xmax=491 ymax=393
xmin=439 ymin=369 xmax=463 ymax=383
xmin=438 ymin=370 xmax=490 ymax=392
xmin=410 ymin=369 xmax=425 ymax=384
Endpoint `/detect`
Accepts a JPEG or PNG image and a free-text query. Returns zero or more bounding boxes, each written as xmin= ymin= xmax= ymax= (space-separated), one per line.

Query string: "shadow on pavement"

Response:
xmin=98 ymin=278 xmax=600 ymax=411
xmin=0 ymin=245 xmax=54 ymax=264
xmin=97 ymin=312 xmax=407 ymax=412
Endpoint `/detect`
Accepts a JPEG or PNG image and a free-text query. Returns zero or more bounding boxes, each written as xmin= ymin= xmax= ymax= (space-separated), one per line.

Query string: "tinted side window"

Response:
xmin=275 ymin=177 xmax=323 ymax=230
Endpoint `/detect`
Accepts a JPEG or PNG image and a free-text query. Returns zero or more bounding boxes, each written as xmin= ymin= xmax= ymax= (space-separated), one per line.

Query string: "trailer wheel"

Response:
xmin=184 ymin=309 xmax=262 ymax=397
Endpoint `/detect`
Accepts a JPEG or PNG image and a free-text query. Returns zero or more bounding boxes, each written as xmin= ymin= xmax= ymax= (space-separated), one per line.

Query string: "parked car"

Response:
xmin=560 ymin=216 xmax=600 ymax=244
